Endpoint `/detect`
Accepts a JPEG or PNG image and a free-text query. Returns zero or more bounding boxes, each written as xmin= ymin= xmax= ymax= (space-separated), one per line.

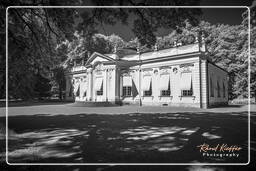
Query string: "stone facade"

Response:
xmin=65 ymin=41 xmax=228 ymax=108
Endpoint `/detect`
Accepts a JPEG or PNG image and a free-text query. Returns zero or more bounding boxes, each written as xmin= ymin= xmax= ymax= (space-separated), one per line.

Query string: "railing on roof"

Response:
xmin=71 ymin=65 xmax=86 ymax=72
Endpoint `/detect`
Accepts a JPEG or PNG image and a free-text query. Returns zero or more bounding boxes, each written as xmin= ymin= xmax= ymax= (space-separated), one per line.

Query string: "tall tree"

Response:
xmin=52 ymin=66 xmax=66 ymax=100
xmin=2 ymin=0 xmax=202 ymax=100
xmin=6 ymin=7 xmax=78 ymax=99
xmin=77 ymin=1 xmax=202 ymax=47
xmin=248 ymin=1 xmax=256 ymax=101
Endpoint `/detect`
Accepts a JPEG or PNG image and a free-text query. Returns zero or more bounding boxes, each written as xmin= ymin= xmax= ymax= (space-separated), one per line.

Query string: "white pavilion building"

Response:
xmin=65 ymin=38 xmax=228 ymax=108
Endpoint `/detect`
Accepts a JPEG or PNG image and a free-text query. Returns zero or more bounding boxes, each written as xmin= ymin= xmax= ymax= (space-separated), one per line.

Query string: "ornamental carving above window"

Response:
xmin=160 ymin=68 xmax=170 ymax=75
xmin=181 ymin=67 xmax=192 ymax=73
xmin=122 ymin=73 xmax=130 ymax=77
xmin=94 ymin=62 xmax=103 ymax=70
xmin=154 ymin=69 xmax=158 ymax=75
xmin=143 ymin=71 xmax=151 ymax=76
xmin=173 ymin=67 xmax=178 ymax=74
xmin=95 ymin=71 xmax=102 ymax=75
xmin=179 ymin=63 xmax=194 ymax=68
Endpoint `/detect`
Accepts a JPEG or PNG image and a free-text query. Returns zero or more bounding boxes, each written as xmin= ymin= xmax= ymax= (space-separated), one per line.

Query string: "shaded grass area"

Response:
xmin=0 ymin=110 xmax=252 ymax=164
xmin=0 ymin=99 xmax=73 ymax=108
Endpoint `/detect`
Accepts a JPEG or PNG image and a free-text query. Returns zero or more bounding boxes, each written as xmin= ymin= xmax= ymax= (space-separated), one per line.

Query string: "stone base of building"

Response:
xmin=122 ymin=101 xmax=202 ymax=108
xmin=73 ymin=101 xmax=121 ymax=107
xmin=208 ymin=101 xmax=229 ymax=108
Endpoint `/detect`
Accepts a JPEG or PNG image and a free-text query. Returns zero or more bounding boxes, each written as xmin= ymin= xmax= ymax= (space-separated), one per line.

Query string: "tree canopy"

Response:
xmin=0 ymin=0 xmax=254 ymax=101
xmin=2 ymin=0 xmax=202 ymax=100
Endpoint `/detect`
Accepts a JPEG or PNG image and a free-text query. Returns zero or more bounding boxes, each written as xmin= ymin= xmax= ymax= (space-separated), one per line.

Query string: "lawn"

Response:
xmin=0 ymin=103 xmax=254 ymax=164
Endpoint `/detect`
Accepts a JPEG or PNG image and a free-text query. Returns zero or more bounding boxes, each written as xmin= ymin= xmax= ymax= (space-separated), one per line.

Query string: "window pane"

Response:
xmin=182 ymin=90 xmax=193 ymax=96
xmin=123 ymin=86 xmax=132 ymax=96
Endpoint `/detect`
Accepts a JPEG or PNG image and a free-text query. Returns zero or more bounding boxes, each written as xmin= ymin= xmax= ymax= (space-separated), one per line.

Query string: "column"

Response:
xmin=87 ymin=68 xmax=93 ymax=101
xmin=103 ymin=69 xmax=107 ymax=101
xmin=200 ymin=60 xmax=209 ymax=108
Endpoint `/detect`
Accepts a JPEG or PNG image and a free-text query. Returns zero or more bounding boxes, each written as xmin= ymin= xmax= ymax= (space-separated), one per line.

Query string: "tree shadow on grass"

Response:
xmin=0 ymin=100 xmax=73 ymax=108
xmin=0 ymin=110 xmax=253 ymax=163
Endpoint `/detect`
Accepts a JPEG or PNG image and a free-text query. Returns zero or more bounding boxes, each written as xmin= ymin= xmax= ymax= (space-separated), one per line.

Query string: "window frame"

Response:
xmin=96 ymin=83 xmax=103 ymax=96
xmin=143 ymin=82 xmax=152 ymax=97
xmin=181 ymin=89 xmax=193 ymax=96
xmin=123 ymin=86 xmax=132 ymax=97
xmin=160 ymin=81 xmax=171 ymax=96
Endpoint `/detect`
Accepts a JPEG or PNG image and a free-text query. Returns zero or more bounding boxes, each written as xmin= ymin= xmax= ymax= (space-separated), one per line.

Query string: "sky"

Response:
xmin=78 ymin=0 xmax=253 ymax=41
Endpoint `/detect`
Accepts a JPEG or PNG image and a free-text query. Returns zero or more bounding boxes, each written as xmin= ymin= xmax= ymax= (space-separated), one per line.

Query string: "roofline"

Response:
xmin=139 ymin=42 xmax=199 ymax=55
xmin=141 ymin=51 xmax=202 ymax=64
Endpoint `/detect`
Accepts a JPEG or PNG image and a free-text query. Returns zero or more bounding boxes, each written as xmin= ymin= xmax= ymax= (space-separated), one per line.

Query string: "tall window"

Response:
xmin=123 ymin=76 xmax=132 ymax=97
xmin=210 ymin=77 xmax=214 ymax=97
xmin=142 ymin=76 xmax=152 ymax=96
xmin=160 ymin=74 xmax=170 ymax=96
xmin=96 ymin=85 xmax=103 ymax=95
xmin=161 ymin=82 xmax=171 ymax=96
xmin=123 ymin=86 xmax=132 ymax=96
xmin=223 ymin=82 xmax=226 ymax=98
xmin=95 ymin=77 xmax=103 ymax=96
xmin=180 ymin=72 xmax=193 ymax=96
xmin=217 ymin=81 xmax=221 ymax=97
xmin=144 ymin=83 xmax=152 ymax=96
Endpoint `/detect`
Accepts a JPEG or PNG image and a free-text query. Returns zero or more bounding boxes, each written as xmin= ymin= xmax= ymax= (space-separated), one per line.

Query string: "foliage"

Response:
xmin=34 ymin=73 xmax=51 ymax=99
xmin=249 ymin=2 xmax=256 ymax=99
xmin=57 ymin=33 xmax=126 ymax=68
xmin=51 ymin=66 xmax=66 ymax=100
xmin=5 ymin=6 xmax=78 ymax=99
xmin=76 ymin=5 xmax=201 ymax=47
xmin=154 ymin=19 xmax=249 ymax=99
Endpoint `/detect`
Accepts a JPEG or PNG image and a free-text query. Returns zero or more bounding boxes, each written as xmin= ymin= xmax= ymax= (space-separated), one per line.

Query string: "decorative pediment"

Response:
xmin=85 ymin=52 xmax=116 ymax=66
xmin=95 ymin=62 xmax=104 ymax=70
